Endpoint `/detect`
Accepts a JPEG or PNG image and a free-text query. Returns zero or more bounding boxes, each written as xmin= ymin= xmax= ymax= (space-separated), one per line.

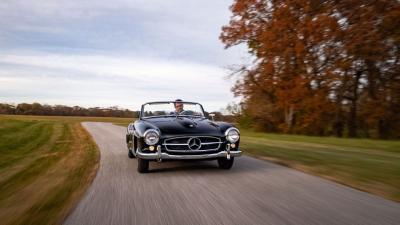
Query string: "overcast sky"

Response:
xmin=0 ymin=0 xmax=248 ymax=111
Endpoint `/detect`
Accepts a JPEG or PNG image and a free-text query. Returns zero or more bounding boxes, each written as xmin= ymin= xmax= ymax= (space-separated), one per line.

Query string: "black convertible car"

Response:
xmin=126 ymin=101 xmax=242 ymax=173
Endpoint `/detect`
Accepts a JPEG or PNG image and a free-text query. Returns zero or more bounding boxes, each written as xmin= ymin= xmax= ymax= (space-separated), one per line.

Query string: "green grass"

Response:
xmin=0 ymin=115 xmax=133 ymax=225
xmin=4 ymin=114 xmax=135 ymax=124
xmin=240 ymin=130 xmax=400 ymax=201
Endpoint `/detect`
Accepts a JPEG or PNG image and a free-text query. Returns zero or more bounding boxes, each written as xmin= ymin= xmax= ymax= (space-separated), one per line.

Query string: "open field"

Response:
xmin=2 ymin=114 xmax=134 ymax=124
xmin=0 ymin=115 xmax=133 ymax=225
xmin=240 ymin=130 xmax=400 ymax=201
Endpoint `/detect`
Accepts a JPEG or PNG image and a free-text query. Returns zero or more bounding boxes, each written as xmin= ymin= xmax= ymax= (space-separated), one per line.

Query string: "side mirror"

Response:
xmin=209 ymin=113 xmax=215 ymax=121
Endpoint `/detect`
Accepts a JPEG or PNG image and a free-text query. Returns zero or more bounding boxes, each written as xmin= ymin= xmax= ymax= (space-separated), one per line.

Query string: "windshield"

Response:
xmin=141 ymin=102 xmax=205 ymax=118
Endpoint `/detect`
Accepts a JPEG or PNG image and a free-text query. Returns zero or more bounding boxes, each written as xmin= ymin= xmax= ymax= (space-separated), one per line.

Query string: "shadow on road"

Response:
xmin=148 ymin=161 xmax=219 ymax=173
xmin=145 ymin=157 xmax=274 ymax=174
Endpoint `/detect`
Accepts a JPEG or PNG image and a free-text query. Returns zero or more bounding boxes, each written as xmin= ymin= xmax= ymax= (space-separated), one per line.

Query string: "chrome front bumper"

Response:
xmin=136 ymin=145 xmax=242 ymax=161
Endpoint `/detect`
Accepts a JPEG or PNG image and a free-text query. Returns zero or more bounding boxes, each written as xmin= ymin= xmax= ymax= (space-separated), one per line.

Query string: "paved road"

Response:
xmin=64 ymin=122 xmax=400 ymax=225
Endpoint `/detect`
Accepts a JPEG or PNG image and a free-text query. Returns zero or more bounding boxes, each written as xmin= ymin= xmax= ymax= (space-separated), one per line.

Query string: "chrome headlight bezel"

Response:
xmin=143 ymin=129 xmax=160 ymax=145
xmin=127 ymin=123 xmax=135 ymax=134
xmin=225 ymin=127 xmax=240 ymax=143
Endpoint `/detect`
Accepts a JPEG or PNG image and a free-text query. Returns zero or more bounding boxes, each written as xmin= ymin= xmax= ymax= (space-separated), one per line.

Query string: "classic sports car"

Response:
xmin=126 ymin=101 xmax=242 ymax=173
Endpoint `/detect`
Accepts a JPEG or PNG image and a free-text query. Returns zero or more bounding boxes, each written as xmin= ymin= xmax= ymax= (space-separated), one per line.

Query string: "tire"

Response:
xmin=128 ymin=149 xmax=135 ymax=158
xmin=217 ymin=157 xmax=234 ymax=169
xmin=137 ymin=158 xmax=149 ymax=173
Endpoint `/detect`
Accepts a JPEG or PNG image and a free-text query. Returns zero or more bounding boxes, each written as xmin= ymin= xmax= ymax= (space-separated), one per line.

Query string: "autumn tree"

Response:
xmin=0 ymin=104 xmax=15 ymax=114
xmin=221 ymin=0 xmax=400 ymax=138
xmin=332 ymin=0 xmax=400 ymax=137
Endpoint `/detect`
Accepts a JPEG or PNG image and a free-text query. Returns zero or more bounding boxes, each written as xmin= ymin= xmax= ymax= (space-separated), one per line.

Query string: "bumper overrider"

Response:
xmin=137 ymin=144 xmax=242 ymax=161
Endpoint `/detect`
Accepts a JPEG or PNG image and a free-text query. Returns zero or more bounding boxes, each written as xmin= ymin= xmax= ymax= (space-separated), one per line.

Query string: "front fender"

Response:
xmin=133 ymin=120 xmax=160 ymax=137
xmin=214 ymin=122 xmax=236 ymax=135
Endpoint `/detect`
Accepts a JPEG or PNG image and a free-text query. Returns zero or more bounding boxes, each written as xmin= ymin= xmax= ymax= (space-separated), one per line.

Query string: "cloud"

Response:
xmin=0 ymin=0 xmax=248 ymax=111
xmin=0 ymin=51 xmax=236 ymax=110
xmin=1 ymin=0 xmax=249 ymax=62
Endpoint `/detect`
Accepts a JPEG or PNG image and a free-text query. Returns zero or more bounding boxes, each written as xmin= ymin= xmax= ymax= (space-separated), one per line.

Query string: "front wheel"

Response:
xmin=137 ymin=158 xmax=149 ymax=173
xmin=128 ymin=149 xmax=135 ymax=158
xmin=217 ymin=157 xmax=234 ymax=169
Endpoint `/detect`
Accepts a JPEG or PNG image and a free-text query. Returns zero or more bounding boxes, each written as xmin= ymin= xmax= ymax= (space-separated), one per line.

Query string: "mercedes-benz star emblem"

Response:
xmin=188 ymin=137 xmax=201 ymax=150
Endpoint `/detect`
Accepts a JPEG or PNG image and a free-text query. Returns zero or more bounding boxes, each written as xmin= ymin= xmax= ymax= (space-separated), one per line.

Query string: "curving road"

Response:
xmin=64 ymin=122 xmax=400 ymax=225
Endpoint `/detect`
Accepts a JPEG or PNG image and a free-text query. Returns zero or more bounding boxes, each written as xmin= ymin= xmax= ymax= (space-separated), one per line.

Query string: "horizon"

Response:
xmin=0 ymin=101 xmax=231 ymax=113
xmin=0 ymin=0 xmax=248 ymax=111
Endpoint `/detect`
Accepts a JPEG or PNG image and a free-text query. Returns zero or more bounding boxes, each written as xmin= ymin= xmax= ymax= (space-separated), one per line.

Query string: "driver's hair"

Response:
xmin=174 ymin=99 xmax=183 ymax=107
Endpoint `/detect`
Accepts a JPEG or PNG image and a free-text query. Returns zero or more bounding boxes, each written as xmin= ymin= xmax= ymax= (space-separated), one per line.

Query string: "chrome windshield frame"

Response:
xmin=140 ymin=101 xmax=206 ymax=119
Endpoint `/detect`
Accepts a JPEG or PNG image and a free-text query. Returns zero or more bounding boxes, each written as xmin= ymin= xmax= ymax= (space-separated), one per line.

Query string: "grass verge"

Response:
xmin=240 ymin=130 xmax=400 ymax=202
xmin=0 ymin=115 xmax=133 ymax=225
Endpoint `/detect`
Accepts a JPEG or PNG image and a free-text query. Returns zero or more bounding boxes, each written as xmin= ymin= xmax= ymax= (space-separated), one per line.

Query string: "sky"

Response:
xmin=0 ymin=0 xmax=248 ymax=111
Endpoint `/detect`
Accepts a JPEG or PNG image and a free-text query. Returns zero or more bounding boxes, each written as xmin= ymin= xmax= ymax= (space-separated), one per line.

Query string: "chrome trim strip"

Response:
xmin=140 ymin=101 xmax=206 ymax=119
xmin=163 ymin=142 xmax=222 ymax=146
xmin=163 ymin=143 xmax=189 ymax=146
xmin=201 ymin=142 xmax=223 ymax=145
xmin=163 ymin=136 xmax=222 ymax=152
xmin=141 ymin=115 xmax=205 ymax=119
xmin=137 ymin=150 xmax=242 ymax=160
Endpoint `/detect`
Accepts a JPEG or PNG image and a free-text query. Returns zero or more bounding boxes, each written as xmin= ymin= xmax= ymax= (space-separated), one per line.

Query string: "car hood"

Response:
xmin=142 ymin=117 xmax=231 ymax=137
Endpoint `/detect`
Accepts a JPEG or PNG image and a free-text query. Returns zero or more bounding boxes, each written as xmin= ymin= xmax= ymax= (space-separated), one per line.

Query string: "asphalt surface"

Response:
xmin=64 ymin=122 xmax=400 ymax=225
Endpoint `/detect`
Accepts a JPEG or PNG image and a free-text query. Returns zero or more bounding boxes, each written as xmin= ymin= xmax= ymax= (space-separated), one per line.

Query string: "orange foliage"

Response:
xmin=221 ymin=0 xmax=400 ymax=138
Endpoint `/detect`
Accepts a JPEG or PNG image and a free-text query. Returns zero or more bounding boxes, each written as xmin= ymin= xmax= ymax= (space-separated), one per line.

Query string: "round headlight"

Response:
xmin=225 ymin=127 xmax=240 ymax=143
xmin=127 ymin=123 xmax=135 ymax=134
xmin=144 ymin=129 xmax=160 ymax=145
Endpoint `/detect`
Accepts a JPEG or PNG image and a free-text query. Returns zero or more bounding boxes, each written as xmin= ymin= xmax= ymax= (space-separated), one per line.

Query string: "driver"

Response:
xmin=173 ymin=99 xmax=185 ymax=115
xmin=172 ymin=99 xmax=195 ymax=116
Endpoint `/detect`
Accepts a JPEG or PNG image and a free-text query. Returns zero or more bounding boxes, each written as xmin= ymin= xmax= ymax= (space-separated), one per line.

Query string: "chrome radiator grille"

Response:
xmin=163 ymin=136 xmax=222 ymax=152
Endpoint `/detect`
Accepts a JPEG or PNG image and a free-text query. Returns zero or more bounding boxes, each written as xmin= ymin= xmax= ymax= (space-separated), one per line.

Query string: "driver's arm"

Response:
xmin=180 ymin=110 xmax=194 ymax=115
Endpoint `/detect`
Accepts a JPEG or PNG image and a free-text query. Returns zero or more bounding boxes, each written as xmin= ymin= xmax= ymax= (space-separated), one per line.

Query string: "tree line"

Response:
xmin=0 ymin=103 xmax=139 ymax=118
xmin=221 ymin=0 xmax=400 ymax=138
xmin=0 ymin=102 xmax=236 ymax=122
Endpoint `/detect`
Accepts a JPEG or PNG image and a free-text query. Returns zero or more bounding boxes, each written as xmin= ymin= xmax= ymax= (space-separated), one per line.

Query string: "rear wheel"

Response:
xmin=217 ymin=157 xmax=234 ymax=169
xmin=137 ymin=158 xmax=149 ymax=173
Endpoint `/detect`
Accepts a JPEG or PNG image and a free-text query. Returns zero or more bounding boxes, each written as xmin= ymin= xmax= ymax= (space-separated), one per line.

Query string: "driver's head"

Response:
xmin=174 ymin=99 xmax=183 ymax=113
